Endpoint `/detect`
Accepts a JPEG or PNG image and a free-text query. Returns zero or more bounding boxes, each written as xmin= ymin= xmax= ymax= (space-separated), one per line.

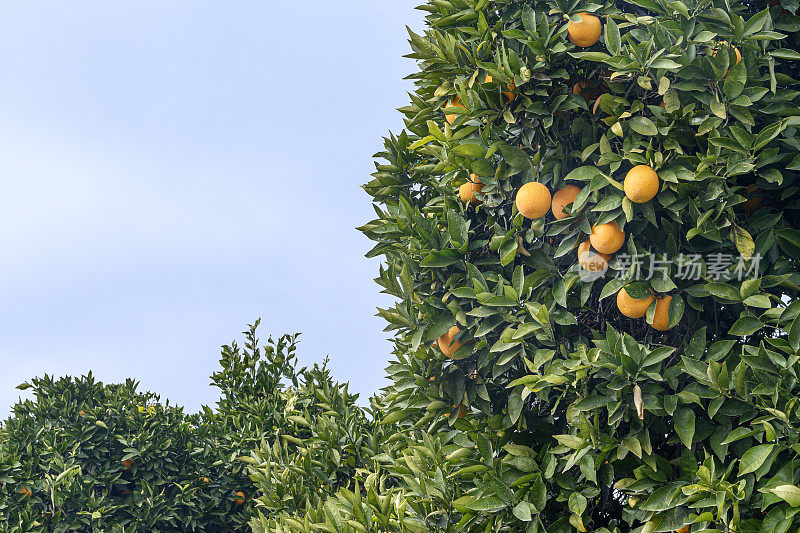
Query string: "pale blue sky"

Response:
xmin=0 ymin=2 xmax=423 ymax=418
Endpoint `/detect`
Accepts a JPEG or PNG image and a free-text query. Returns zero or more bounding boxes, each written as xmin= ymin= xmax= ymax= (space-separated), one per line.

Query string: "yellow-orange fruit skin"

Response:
xmin=445 ymin=404 xmax=469 ymax=419
xmin=572 ymin=80 xmax=604 ymax=104
xmin=552 ymin=184 xmax=581 ymax=219
xmin=459 ymin=180 xmax=483 ymax=205
xmin=675 ymin=526 xmax=690 ymax=533
xmin=578 ymin=240 xmax=611 ymax=272
xmin=437 ymin=326 xmax=464 ymax=359
xmin=650 ymin=295 xmax=674 ymax=331
xmin=589 ymin=221 xmax=625 ymax=254
xmin=616 ymin=288 xmax=655 ymax=318
xmin=516 ymin=182 xmax=552 ymax=219
xmin=121 ymin=460 xmax=133 ymax=471
xmin=234 ymin=491 xmax=246 ymax=505
xmin=19 ymin=486 xmax=31 ymax=497
xmin=624 ymin=165 xmax=660 ymax=203
xmin=503 ymin=82 xmax=516 ymax=102
xmin=568 ymin=13 xmax=602 ymax=47
xmin=445 ymin=95 xmax=466 ymax=125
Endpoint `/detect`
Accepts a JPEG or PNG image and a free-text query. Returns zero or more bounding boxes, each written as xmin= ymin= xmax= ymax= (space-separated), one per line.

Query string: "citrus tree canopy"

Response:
xmin=319 ymin=0 xmax=799 ymax=530
xmin=0 ymin=323 xmax=328 ymax=532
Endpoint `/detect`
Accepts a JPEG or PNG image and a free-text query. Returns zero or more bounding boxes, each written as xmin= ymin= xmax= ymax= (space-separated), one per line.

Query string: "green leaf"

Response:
xmin=770 ymin=485 xmax=800 ymax=507
xmin=731 ymin=226 xmax=755 ymax=260
xmin=743 ymin=8 xmax=770 ymax=36
xmin=649 ymin=59 xmax=682 ymax=69
xmin=710 ymin=97 xmax=726 ymax=119
xmin=674 ymin=408 xmax=695 ymax=448
xmin=789 ymin=315 xmax=800 ymax=352
xmin=569 ymin=51 xmax=611 ymax=61
xmin=499 ymin=144 xmax=530 ymax=169
xmin=694 ymin=31 xmax=717 ymax=42
xmin=500 ymin=238 xmax=518 ymax=266
xmin=739 ymin=443 xmax=774 ymax=475
xmin=509 ymin=387 xmax=523 ymax=423
xmin=629 ymin=117 xmax=658 ymax=136
xmin=575 ymin=396 xmax=613 ymax=411
xmin=564 ymin=165 xmax=602 ymax=182
xmin=467 ymin=495 xmax=508 ymax=512
xmin=770 ymin=49 xmax=800 ymax=59
xmin=705 ymin=282 xmax=741 ymax=302
xmin=724 ymin=60 xmax=747 ymax=99
xmin=569 ymin=493 xmax=588 ymax=515
xmin=452 ymin=143 xmax=486 ymax=159
xmin=605 ymin=17 xmax=621 ymax=55
xmin=420 ymin=251 xmax=460 ymax=267
xmin=729 ymin=316 xmax=764 ymax=336
xmin=753 ymin=121 xmax=785 ymax=151
xmin=512 ymin=501 xmax=533 ymax=521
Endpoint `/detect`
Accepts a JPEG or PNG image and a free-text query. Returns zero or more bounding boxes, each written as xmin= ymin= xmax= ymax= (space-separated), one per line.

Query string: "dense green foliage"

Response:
xmin=0 ymin=322 xmax=335 ymax=532
xmin=261 ymin=0 xmax=800 ymax=531
xmin=4 ymin=0 xmax=800 ymax=532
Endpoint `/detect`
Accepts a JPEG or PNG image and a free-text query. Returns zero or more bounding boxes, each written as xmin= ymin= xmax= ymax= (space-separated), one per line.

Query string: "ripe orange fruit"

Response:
xmin=503 ymin=82 xmax=517 ymax=102
xmin=80 ymin=410 xmax=85 ymax=416
xmin=616 ymin=287 xmax=655 ymax=318
xmin=742 ymin=184 xmax=763 ymax=214
xmin=650 ymin=295 xmax=675 ymax=331
xmin=19 ymin=486 xmax=31 ymax=497
xmin=589 ymin=221 xmax=625 ymax=254
xmin=459 ymin=174 xmax=484 ymax=205
xmin=445 ymin=404 xmax=469 ymax=419
xmin=234 ymin=491 xmax=246 ymax=505
xmin=578 ymin=240 xmax=611 ymax=273
xmin=199 ymin=477 xmax=210 ymax=485
xmin=572 ymin=80 xmax=604 ymax=104
xmin=437 ymin=326 xmax=465 ymax=358
xmin=551 ymin=184 xmax=581 ymax=219
xmin=121 ymin=460 xmax=133 ymax=471
xmin=568 ymin=13 xmax=602 ymax=47
xmin=675 ymin=526 xmax=690 ymax=533
xmin=484 ymin=74 xmax=493 ymax=83
xmin=445 ymin=95 xmax=466 ymax=124
xmin=516 ymin=182 xmax=551 ymax=219
xmin=624 ymin=165 xmax=660 ymax=203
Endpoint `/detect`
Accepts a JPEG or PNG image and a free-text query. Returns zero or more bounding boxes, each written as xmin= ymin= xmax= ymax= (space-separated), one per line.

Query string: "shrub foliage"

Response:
xmin=0 ymin=323 xmax=324 ymax=532
xmin=4 ymin=0 xmax=800 ymax=532
xmin=265 ymin=0 xmax=800 ymax=531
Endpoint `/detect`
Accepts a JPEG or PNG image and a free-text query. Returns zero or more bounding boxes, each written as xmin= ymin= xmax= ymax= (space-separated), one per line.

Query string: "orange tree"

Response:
xmin=349 ymin=0 xmax=800 ymax=531
xmin=0 ymin=322 xmax=308 ymax=532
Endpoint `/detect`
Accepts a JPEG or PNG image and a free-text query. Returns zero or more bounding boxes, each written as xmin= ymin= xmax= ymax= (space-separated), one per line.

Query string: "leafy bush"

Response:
xmin=0 ymin=322 xmax=310 ymax=532
xmin=270 ymin=0 xmax=800 ymax=531
xmin=246 ymin=363 xmax=387 ymax=531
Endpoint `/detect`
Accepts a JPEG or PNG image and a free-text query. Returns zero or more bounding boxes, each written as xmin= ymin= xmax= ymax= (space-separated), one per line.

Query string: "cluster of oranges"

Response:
xmin=452 ymin=162 xmax=676 ymax=340
xmin=433 ymin=11 xmax=685 ymax=406
xmin=505 ymin=165 xmax=675 ymax=330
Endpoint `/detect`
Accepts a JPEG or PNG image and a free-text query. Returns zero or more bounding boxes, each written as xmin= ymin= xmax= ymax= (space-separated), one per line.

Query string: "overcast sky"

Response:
xmin=0 ymin=2 xmax=424 ymax=418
